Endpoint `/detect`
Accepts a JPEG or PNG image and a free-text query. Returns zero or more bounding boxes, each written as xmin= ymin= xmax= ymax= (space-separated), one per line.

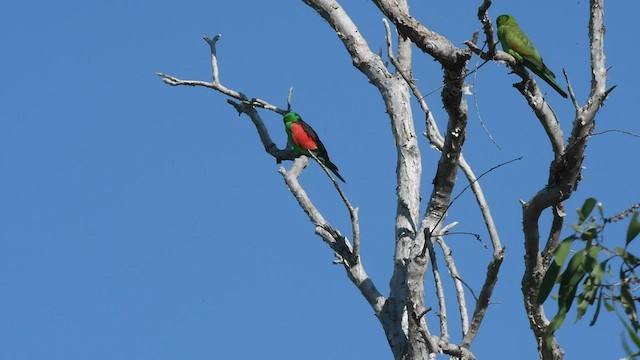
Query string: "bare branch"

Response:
xmin=476 ymin=0 xmax=497 ymax=56
xmin=167 ymin=32 xmax=375 ymax=316
xmin=521 ymin=1 xmax=611 ymax=358
xmin=301 ymin=0 xmax=389 ymax=84
xmin=425 ymin=230 xmax=449 ymax=340
xmin=564 ymin=69 xmax=580 ymax=109
xmin=605 ymin=202 xmax=640 ymax=223
xmin=462 ymin=245 xmax=505 ymax=347
xmin=227 ymin=101 xmax=296 ymax=163
xmin=372 ymin=0 xmax=467 ymax=66
xmin=204 ymin=34 xmax=221 ymax=85
xmin=454 ymin=156 xmax=506 ymax=346
xmin=541 ymin=204 xmax=565 ymax=268
xmin=465 ymin=42 xmax=565 ymax=156
xmin=157 ymin=35 xmax=294 ymax=164
xmin=386 ymin=11 xmax=503 ymax=352
xmin=470 ymin=64 xmax=501 ymax=149
xmin=279 ymin=158 xmax=385 ymax=313
xmin=592 ymin=129 xmax=640 ymax=138
xmin=287 ymin=87 xmax=294 ymax=112
xmin=435 ymin=225 xmax=470 ymax=338
xmin=307 ymin=152 xmax=361 ymax=261
xmin=158 ymin=35 xmax=287 ymax=114
xmin=383 ymin=19 xmax=445 ymax=148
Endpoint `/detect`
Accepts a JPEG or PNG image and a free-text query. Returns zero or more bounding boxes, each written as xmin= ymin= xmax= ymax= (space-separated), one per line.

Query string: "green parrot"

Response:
xmin=496 ymin=14 xmax=568 ymax=98
xmin=283 ymin=112 xmax=345 ymax=182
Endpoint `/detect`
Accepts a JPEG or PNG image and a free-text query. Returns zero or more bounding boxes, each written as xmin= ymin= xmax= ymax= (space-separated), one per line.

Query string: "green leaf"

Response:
xmin=604 ymin=299 xmax=615 ymax=312
xmin=617 ymin=248 xmax=640 ymax=268
xmin=548 ymin=250 xmax=587 ymax=333
xmin=621 ymin=282 xmax=640 ymax=331
xmin=627 ymin=212 xmax=640 ymax=246
xmin=580 ymin=227 xmax=597 ymax=242
xmin=576 ymin=293 xmax=590 ymax=322
xmin=576 ymin=258 xmax=606 ymax=322
xmin=538 ymin=237 xmax=574 ymax=305
xmin=583 ymin=246 xmax=600 ymax=273
xmin=589 ymin=289 xmax=603 ymax=326
xmin=578 ymin=197 xmax=598 ymax=223
xmin=622 ymin=334 xmax=640 ymax=360
xmin=617 ymin=309 xmax=640 ymax=357
xmin=557 ymin=251 xmax=587 ymax=313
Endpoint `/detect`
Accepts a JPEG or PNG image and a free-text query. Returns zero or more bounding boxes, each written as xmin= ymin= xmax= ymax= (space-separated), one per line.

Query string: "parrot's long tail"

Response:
xmin=323 ymin=159 xmax=346 ymax=183
xmin=525 ymin=60 xmax=568 ymax=98
xmin=309 ymin=151 xmax=346 ymax=183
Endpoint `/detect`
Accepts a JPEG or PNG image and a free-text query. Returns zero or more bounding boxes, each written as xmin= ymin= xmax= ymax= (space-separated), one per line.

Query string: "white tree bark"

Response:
xmin=158 ymin=0 xmax=611 ymax=359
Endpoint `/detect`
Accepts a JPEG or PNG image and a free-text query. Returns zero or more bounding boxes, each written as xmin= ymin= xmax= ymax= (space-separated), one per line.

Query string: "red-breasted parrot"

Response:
xmin=496 ymin=14 xmax=568 ymax=98
xmin=283 ymin=112 xmax=345 ymax=182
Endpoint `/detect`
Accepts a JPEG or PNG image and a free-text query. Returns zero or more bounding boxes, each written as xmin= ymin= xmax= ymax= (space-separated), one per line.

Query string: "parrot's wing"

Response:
xmin=504 ymin=27 xmax=549 ymax=75
xmin=298 ymin=120 xmax=330 ymax=156
xmin=298 ymin=120 xmax=345 ymax=182
xmin=297 ymin=120 xmax=319 ymax=142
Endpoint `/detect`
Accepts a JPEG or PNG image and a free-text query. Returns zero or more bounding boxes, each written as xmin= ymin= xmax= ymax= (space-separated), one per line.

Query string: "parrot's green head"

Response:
xmin=283 ymin=112 xmax=301 ymax=126
xmin=496 ymin=14 xmax=516 ymax=28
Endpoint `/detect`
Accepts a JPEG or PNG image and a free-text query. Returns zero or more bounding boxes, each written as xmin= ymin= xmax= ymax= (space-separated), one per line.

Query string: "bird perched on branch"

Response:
xmin=496 ymin=14 xmax=568 ymax=98
xmin=283 ymin=112 xmax=345 ymax=182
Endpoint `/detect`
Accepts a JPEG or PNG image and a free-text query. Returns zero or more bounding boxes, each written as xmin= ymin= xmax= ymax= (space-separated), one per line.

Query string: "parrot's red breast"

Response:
xmin=290 ymin=122 xmax=318 ymax=151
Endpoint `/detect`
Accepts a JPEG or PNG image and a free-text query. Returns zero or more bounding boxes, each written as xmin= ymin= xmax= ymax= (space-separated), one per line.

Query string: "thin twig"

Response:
xmin=386 ymin=15 xmax=503 ymax=350
xmin=471 ymin=57 xmax=501 ymax=149
xmin=436 ymin=223 xmax=470 ymax=336
xmin=425 ymin=228 xmax=449 ymax=340
xmin=462 ymin=245 xmax=505 ymax=347
xmin=157 ymin=35 xmax=287 ymax=115
xmin=605 ymin=203 xmax=640 ymax=223
xmin=204 ymin=34 xmax=221 ymax=85
xmin=308 ymin=152 xmax=361 ymax=262
xmin=429 ymin=157 xmax=522 ymax=244
xmin=520 ymin=1 xmax=611 ymax=357
xmin=279 ymin=158 xmax=384 ymax=312
xmin=287 ymin=86 xmax=294 ymax=112
xmin=383 ymin=19 xmax=444 ymax=147
xmin=476 ymin=0 xmax=496 ymax=56
xmin=592 ymin=129 xmax=640 ymax=138
xmin=541 ymin=204 xmax=565 ymax=268
xmin=465 ymin=41 xmax=565 ymax=157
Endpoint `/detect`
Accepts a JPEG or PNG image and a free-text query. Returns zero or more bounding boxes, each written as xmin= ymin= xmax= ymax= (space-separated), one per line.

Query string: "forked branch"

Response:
xmin=158 ymin=32 xmax=374 ymax=312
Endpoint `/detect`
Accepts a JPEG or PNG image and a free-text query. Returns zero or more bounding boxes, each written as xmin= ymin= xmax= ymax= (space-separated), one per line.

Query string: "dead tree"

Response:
xmin=158 ymin=0 xmax=611 ymax=358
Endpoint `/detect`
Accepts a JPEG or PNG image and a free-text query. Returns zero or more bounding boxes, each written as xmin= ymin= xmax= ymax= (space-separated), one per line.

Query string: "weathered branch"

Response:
xmin=308 ymin=152 xmax=361 ymax=261
xmin=436 ymin=224 xmax=469 ymax=338
xmin=158 ymin=37 xmax=287 ymax=115
xmin=465 ymin=42 xmax=565 ymax=156
xmin=521 ymin=0 xmax=611 ymax=358
xmin=385 ymin=10 xmax=503 ymax=354
xmin=159 ymin=30 xmax=376 ymax=316
xmin=157 ymin=35 xmax=293 ymax=162
xmin=226 ymin=101 xmax=296 ymax=163
xmin=425 ymin=230 xmax=449 ymax=340
xmin=410 ymin=48 xmax=470 ymax=357
xmin=301 ymin=0 xmax=390 ymax=84
xmin=462 ymin=245 xmax=505 ymax=347
xmin=301 ymin=1 xmax=426 ymax=358
xmin=279 ymin=158 xmax=385 ymax=313
xmin=541 ymin=204 xmax=565 ymax=269
xmin=372 ymin=0 xmax=467 ymax=66
xmin=383 ymin=19 xmax=444 ymax=149
xmin=476 ymin=0 xmax=497 ymax=56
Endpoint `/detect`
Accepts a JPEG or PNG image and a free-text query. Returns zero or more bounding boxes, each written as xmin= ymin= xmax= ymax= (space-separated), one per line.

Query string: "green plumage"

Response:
xmin=283 ymin=112 xmax=345 ymax=182
xmin=496 ymin=14 xmax=568 ymax=98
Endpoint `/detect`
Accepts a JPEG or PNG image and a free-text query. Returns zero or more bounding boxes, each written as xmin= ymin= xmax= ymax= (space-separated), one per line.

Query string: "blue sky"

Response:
xmin=1 ymin=1 xmax=638 ymax=359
